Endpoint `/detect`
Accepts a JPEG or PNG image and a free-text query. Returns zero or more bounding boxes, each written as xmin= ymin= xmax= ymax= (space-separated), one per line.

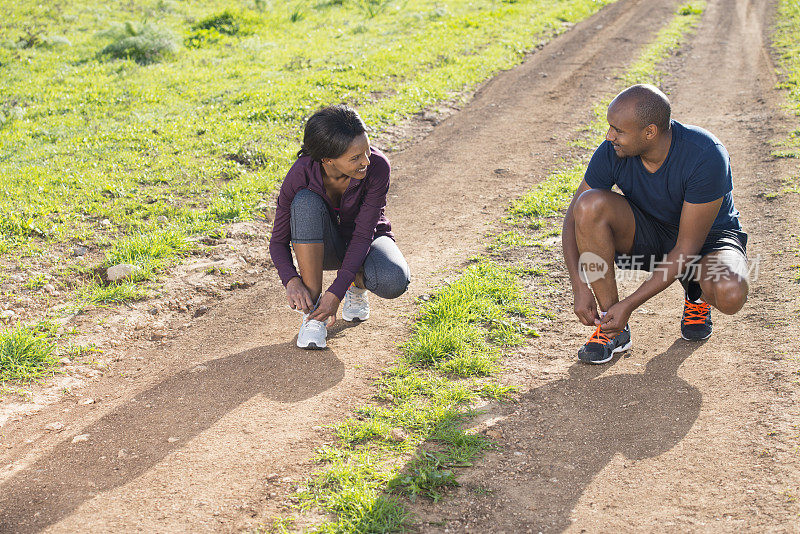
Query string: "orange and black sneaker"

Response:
xmin=578 ymin=324 xmax=632 ymax=364
xmin=681 ymin=298 xmax=712 ymax=341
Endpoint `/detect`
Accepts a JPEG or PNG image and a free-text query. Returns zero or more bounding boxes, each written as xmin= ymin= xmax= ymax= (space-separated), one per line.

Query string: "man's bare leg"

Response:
xmin=693 ymin=249 xmax=749 ymax=314
xmin=572 ymin=189 xmax=637 ymax=312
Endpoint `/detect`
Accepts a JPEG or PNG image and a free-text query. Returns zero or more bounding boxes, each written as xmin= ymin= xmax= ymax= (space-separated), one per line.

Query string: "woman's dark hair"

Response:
xmin=297 ymin=104 xmax=367 ymax=161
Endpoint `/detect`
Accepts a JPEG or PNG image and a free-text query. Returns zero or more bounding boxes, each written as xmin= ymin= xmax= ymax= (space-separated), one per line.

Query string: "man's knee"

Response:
xmin=710 ymin=277 xmax=749 ymax=315
xmin=573 ymin=189 xmax=615 ymax=226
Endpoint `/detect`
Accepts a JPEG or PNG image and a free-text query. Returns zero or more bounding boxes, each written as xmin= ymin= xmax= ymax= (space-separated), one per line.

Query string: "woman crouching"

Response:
xmin=268 ymin=104 xmax=411 ymax=349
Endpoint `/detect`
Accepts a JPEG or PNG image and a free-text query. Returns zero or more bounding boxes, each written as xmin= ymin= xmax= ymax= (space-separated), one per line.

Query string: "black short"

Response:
xmin=614 ymin=200 xmax=748 ymax=273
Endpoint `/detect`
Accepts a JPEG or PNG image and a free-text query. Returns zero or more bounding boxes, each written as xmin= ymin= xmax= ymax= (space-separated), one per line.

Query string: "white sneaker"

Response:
xmin=342 ymin=285 xmax=369 ymax=322
xmin=297 ymin=313 xmax=327 ymax=349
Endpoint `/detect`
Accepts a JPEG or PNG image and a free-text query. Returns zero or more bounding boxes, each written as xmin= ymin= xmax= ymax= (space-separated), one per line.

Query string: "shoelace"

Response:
xmin=683 ymin=299 xmax=710 ymax=325
xmin=586 ymin=325 xmax=612 ymax=345
xmin=302 ymin=316 xmax=326 ymax=331
xmin=347 ymin=289 xmax=368 ymax=307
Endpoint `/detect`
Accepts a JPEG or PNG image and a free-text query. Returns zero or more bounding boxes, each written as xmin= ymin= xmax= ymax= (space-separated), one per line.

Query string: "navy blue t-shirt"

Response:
xmin=584 ymin=120 xmax=741 ymax=231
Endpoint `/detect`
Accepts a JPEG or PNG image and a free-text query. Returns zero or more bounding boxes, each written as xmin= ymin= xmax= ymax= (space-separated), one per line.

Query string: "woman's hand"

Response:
xmin=308 ymin=291 xmax=340 ymax=325
xmin=286 ymin=277 xmax=314 ymax=313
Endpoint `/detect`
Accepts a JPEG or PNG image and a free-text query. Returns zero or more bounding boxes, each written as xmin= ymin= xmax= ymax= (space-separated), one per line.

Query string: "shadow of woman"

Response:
xmin=469 ymin=340 xmax=703 ymax=532
xmin=0 ymin=342 xmax=344 ymax=533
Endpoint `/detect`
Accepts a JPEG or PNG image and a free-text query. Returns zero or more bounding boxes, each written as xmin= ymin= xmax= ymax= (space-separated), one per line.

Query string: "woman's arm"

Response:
xmin=268 ymin=162 xmax=305 ymax=287
xmin=329 ymin=154 xmax=390 ymax=300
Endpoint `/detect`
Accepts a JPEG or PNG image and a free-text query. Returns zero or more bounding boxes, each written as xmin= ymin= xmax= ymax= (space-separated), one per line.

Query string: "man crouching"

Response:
xmin=562 ymin=84 xmax=749 ymax=364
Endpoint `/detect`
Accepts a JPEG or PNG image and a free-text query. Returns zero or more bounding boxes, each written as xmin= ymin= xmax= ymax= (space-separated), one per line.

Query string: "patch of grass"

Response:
xmin=98 ymin=20 xmax=179 ymax=65
xmin=508 ymin=162 xmax=586 ymax=224
xmin=773 ymin=2 xmax=800 ymax=160
xmin=79 ymin=281 xmax=148 ymax=304
xmin=0 ymin=323 xmax=58 ymax=382
xmin=103 ymin=226 xmax=197 ymax=281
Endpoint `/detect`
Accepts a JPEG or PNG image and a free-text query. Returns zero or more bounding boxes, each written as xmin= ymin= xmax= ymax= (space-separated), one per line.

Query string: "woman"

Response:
xmin=268 ymin=104 xmax=411 ymax=349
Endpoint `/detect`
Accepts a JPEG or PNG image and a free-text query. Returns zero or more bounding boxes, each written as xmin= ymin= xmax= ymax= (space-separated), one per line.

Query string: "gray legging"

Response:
xmin=290 ymin=188 xmax=410 ymax=299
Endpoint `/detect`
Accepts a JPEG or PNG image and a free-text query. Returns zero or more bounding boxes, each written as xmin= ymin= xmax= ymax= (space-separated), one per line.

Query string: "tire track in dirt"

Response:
xmin=410 ymin=0 xmax=800 ymax=531
xmin=0 ymin=1 xmax=741 ymax=531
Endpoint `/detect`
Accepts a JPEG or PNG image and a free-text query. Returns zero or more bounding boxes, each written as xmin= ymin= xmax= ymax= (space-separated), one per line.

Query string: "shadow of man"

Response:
xmin=471 ymin=340 xmax=702 ymax=533
xmin=0 ymin=342 xmax=344 ymax=533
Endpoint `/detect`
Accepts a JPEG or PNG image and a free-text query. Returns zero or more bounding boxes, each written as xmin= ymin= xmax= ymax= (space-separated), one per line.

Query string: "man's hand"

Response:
xmin=308 ymin=291 xmax=340 ymax=325
xmin=573 ymin=285 xmax=599 ymax=326
xmin=286 ymin=277 xmax=314 ymax=313
xmin=596 ymin=299 xmax=633 ymax=337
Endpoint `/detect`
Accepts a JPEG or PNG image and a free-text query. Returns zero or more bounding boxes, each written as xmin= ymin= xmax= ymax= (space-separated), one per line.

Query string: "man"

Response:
xmin=562 ymin=84 xmax=749 ymax=364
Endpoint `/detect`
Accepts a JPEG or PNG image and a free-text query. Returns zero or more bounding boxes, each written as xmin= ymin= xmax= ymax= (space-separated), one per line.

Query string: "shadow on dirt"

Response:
xmin=0 ymin=342 xmax=344 ymax=533
xmin=427 ymin=339 xmax=703 ymax=532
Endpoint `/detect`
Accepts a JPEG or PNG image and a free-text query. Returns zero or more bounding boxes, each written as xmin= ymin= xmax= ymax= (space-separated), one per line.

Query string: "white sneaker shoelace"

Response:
xmin=342 ymin=286 xmax=369 ymax=322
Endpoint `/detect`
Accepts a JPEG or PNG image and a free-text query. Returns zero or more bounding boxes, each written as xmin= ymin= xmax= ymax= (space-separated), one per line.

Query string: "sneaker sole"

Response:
xmin=680 ymin=332 xmax=712 ymax=341
xmin=580 ymin=340 xmax=633 ymax=365
xmin=297 ymin=341 xmax=326 ymax=349
xmin=342 ymin=312 xmax=369 ymax=322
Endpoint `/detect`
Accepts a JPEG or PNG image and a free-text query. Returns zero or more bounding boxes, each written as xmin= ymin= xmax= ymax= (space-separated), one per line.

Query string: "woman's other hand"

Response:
xmin=286 ymin=277 xmax=315 ymax=313
xmin=308 ymin=291 xmax=340 ymax=325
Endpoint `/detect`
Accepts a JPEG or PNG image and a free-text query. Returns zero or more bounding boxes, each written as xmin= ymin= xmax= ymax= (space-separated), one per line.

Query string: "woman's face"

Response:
xmin=324 ymin=133 xmax=371 ymax=179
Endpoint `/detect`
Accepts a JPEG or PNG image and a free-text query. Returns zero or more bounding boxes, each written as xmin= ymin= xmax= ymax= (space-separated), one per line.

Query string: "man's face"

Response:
xmin=605 ymin=100 xmax=648 ymax=158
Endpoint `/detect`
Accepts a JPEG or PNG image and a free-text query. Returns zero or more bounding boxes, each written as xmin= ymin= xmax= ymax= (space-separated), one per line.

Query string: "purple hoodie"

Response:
xmin=268 ymin=147 xmax=394 ymax=300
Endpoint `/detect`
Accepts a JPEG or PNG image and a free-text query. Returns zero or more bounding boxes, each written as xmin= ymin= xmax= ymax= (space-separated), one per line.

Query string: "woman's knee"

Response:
xmin=371 ymin=266 xmax=410 ymax=299
xmin=362 ymin=237 xmax=410 ymax=299
xmin=291 ymin=189 xmax=329 ymax=243
xmin=291 ymin=188 xmax=325 ymax=215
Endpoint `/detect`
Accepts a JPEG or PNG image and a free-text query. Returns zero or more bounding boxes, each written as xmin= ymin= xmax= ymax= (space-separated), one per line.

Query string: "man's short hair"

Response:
xmin=613 ymin=84 xmax=672 ymax=133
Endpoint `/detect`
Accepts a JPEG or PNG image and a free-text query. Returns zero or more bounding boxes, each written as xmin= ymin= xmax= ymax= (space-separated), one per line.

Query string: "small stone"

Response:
xmin=45 ymin=422 xmax=65 ymax=432
xmin=485 ymin=428 xmax=503 ymax=439
xmin=389 ymin=427 xmax=407 ymax=442
xmin=0 ymin=310 xmax=16 ymax=321
xmin=100 ymin=219 xmax=112 ymax=227
xmin=157 ymin=215 xmax=169 ymax=224
xmin=192 ymin=305 xmax=209 ymax=318
xmin=72 ymin=434 xmax=90 ymax=443
xmin=72 ymin=246 xmax=89 ymax=257
xmin=117 ymin=449 xmax=130 ymax=459
xmin=106 ymin=264 xmax=137 ymax=282
xmin=149 ymin=331 xmax=166 ymax=341
xmin=79 ymin=398 xmax=95 ymax=405
xmin=43 ymin=284 xmax=57 ymax=295
xmin=59 ymin=357 xmax=72 ymax=365
xmin=385 ymin=393 xmax=395 ymax=403
xmin=167 ymin=437 xmax=179 ymax=443
xmin=189 ymin=365 xmax=208 ymax=373
xmin=148 ymin=307 xmax=159 ymax=316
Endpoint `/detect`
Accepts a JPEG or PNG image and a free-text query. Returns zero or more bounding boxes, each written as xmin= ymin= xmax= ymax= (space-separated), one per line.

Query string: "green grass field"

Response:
xmin=0 ymin=0 xmax=613 ymax=265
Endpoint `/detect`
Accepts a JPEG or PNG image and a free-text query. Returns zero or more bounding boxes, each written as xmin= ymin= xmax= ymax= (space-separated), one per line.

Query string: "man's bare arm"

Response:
xmin=599 ymin=197 xmax=723 ymax=334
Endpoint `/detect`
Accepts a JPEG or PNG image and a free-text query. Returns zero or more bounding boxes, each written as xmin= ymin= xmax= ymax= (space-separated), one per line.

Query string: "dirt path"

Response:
xmin=0 ymin=0 xmax=798 ymax=531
